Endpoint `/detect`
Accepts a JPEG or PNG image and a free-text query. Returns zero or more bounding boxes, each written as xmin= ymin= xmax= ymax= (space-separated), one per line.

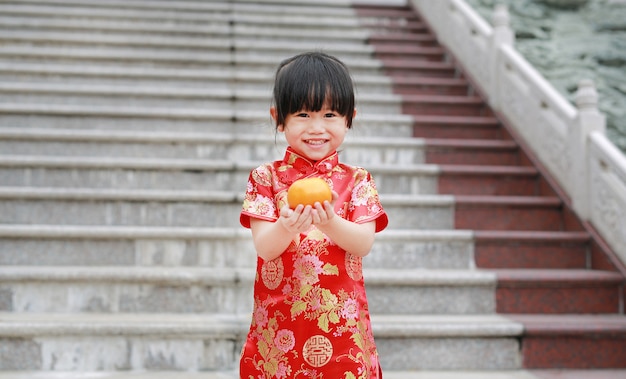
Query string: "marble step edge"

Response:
xmin=0 ymin=10 xmax=368 ymax=28
xmin=3 ymin=370 xmax=626 ymax=379
xmin=2 ymin=265 xmax=619 ymax=288
xmin=0 ymin=127 xmax=421 ymax=146
xmin=0 ymin=187 xmax=561 ymax=211
xmin=0 ymin=62 xmax=421 ymax=86
xmin=0 ymin=83 xmax=481 ymax=107
xmin=0 ymin=155 xmax=538 ymax=180
xmin=0 ymin=266 xmax=497 ymax=288
xmin=0 ymin=312 xmax=523 ymax=338
xmin=0 ymin=82 xmax=409 ymax=103
xmin=0 ymin=104 xmax=492 ymax=126
xmin=0 ymin=104 xmax=419 ymax=123
xmin=0 ymin=15 xmax=379 ymax=34
xmin=0 ymin=31 xmax=380 ymax=54
xmin=0 ymin=48 xmax=449 ymax=71
xmin=0 ymin=155 xmax=445 ymax=175
xmin=0 ymin=186 xmax=456 ymax=205
xmin=0 ymin=28 xmax=372 ymax=45
xmin=0 ymin=51 xmax=451 ymax=75
xmin=1 ymin=0 xmax=371 ymax=17
xmin=0 ymin=187 xmax=561 ymax=207
xmin=0 ymin=47 xmax=380 ymax=66
xmin=0 ymin=128 xmax=514 ymax=151
xmin=0 ymin=224 xmax=473 ymax=242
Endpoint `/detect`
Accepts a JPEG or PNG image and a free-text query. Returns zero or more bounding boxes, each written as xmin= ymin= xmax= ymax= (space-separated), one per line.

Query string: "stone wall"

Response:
xmin=464 ymin=0 xmax=626 ymax=154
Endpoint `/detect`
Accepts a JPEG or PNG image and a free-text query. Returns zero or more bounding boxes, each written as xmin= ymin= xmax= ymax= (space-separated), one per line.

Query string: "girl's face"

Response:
xmin=272 ymin=105 xmax=356 ymax=162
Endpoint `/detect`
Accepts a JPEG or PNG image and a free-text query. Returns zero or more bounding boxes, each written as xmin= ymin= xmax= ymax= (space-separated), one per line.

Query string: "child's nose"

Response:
xmin=309 ymin=116 xmax=325 ymax=132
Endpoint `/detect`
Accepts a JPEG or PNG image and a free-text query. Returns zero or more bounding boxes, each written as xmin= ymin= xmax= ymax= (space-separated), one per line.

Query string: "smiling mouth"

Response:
xmin=305 ymin=139 xmax=328 ymax=145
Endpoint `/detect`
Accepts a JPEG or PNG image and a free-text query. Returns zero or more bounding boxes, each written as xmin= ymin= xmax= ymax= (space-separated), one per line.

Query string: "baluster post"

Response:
xmin=570 ymin=79 xmax=606 ymax=219
xmin=489 ymin=4 xmax=514 ymax=110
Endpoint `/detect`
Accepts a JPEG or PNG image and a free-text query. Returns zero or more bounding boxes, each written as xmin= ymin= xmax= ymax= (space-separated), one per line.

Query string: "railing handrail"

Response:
xmin=499 ymin=45 xmax=577 ymax=122
xmin=411 ymin=0 xmax=626 ymax=266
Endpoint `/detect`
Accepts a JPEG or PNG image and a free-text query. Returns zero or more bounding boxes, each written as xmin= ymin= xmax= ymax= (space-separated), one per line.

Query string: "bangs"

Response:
xmin=273 ymin=52 xmax=355 ymax=128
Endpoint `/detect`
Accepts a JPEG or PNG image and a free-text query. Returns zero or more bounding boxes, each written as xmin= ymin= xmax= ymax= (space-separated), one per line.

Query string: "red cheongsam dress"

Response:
xmin=239 ymin=147 xmax=388 ymax=379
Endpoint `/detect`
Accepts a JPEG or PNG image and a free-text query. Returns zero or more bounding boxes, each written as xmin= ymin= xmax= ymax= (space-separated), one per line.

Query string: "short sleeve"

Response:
xmin=240 ymin=165 xmax=279 ymax=228
xmin=348 ymin=168 xmax=388 ymax=233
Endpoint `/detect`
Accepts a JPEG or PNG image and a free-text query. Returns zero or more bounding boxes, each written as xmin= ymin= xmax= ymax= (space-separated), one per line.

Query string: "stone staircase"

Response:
xmin=0 ymin=0 xmax=625 ymax=377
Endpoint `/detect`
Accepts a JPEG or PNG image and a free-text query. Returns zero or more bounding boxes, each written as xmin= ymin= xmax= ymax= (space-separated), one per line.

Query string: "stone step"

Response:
xmin=455 ymin=195 xmax=565 ymax=231
xmin=4 ymin=370 xmax=626 ymax=379
xmin=0 ymin=312 xmax=524 ymax=371
xmin=369 ymin=32 xmax=439 ymax=48
xmin=425 ymin=138 xmax=521 ymax=165
xmin=386 ymin=371 xmax=626 ymax=379
xmin=2 ymin=0 xmax=372 ymax=19
xmin=380 ymin=59 xmax=458 ymax=78
xmin=0 ymin=266 xmax=495 ymax=315
xmin=0 ymin=0 xmax=359 ymax=23
xmin=509 ymin=314 xmax=626 ymax=369
xmin=371 ymin=44 xmax=446 ymax=62
xmin=0 ymin=30 xmax=383 ymax=60
xmin=0 ymin=187 xmax=455 ymax=229
xmin=0 ymin=312 xmax=242 ymax=371
xmin=3 ymin=0 xmax=363 ymax=13
xmin=0 ymin=128 xmax=423 ymax=163
xmin=0 ymin=104 xmax=415 ymax=135
xmin=400 ymin=94 xmax=490 ymax=117
xmin=413 ymin=115 xmax=503 ymax=139
xmin=0 ymin=3 xmax=437 ymax=47
xmin=0 ymin=82 xmax=407 ymax=114
xmin=474 ymin=230 xmax=591 ymax=270
xmin=0 ymin=266 xmax=254 ymax=314
xmin=0 ymin=155 xmax=440 ymax=195
xmin=5 ymin=265 xmax=618 ymax=315
xmin=389 ymin=76 xmax=473 ymax=97
xmin=0 ymin=10 xmax=366 ymax=33
xmin=0 ymin=47 xmax=388 ymax=74
xmin=0 ymin=155 xmax=543 ymax=196
xmin=0 ymin=62 xmax=398 ymax=94
xmin=439 ymin=165 xmax=540 ymax=196
xmin=0 ymin=225 xmax=475 ymax=270
xmin=495 ymin=269 xmax=624 ymax=314
xmin=0 ymin=128 xmax=523 ymax=167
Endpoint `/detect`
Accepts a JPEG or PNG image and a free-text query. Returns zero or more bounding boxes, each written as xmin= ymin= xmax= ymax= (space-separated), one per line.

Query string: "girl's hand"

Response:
xmin=312 ymin=191 xmax=338 ymax=226
xmin=278 ymin=204 xmax=313 ymax=233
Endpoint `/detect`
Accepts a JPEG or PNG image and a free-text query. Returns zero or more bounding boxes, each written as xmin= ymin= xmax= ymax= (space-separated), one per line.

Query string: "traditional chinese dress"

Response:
xmin=240 ymin=147 xmax=388 ymax=379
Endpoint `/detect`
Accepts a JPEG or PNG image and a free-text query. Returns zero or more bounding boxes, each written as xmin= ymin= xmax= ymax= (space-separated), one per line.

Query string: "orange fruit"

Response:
xmin=287 ymin=177 xmax=332 ymax=209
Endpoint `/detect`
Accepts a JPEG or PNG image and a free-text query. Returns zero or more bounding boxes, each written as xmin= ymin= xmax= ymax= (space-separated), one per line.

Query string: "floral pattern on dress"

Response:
xmin=240 ymin=147 xmax=388 ymax=379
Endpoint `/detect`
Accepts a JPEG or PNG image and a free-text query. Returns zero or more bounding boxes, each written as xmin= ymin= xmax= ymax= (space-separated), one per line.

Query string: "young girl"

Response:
xmin=239 ymin=51 xmax=388 ymax=379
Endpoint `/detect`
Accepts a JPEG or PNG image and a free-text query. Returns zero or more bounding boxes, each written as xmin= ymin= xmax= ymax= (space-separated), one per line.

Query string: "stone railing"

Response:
xmin=410 ymin=0 xmax=626 ymax=265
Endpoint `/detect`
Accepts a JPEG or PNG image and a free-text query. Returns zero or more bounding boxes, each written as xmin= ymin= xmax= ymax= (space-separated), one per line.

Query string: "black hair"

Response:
xmin=272 ymin=52 xmax=355 ymax=129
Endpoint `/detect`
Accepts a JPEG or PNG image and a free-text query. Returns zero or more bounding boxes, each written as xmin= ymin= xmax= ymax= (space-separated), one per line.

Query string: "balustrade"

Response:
xmin=411 ymin=0 xmax=626 ymax=264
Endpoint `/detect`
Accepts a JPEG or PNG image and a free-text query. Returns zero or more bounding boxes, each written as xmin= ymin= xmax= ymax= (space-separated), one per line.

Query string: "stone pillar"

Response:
xmin=569 ymin=79 xmax=606 ymax=219
xmin=489 ymin=4 xmax=515 ymax=111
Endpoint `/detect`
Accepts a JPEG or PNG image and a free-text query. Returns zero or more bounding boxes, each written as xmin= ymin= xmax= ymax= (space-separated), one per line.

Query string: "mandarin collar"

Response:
xmin=277 ymin=147 xmax=339 ymax=185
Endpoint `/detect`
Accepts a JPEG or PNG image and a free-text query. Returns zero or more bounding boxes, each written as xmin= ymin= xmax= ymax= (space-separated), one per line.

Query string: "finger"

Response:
xmin=280 ymin=205 xmax=293 ymax=218
xmin=296 ymin=205 xmax=312 ymax=226
xmin=311 ymin=208 xmax=321 ymax=224
xmin=312 ymin=202 xmax=325 ymax=222
xmin=323 ymin=200 xmax=334 ymax=214
xmin=290 ymin=204 xmax=304 ymax=218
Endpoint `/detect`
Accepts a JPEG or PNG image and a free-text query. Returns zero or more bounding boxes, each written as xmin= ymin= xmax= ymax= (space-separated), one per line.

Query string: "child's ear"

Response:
xmin=348 ymin=109 xmax=357 ymax=129
xmin=270 ymin=107 xmax=284 ymax=132
xmin=270 ymin=107 xmax=277 ymax=122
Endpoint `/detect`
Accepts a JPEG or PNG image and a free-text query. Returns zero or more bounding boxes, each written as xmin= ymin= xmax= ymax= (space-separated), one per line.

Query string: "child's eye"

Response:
xmin=296 ymin=113 xmax=309 ymax=118
xmin=324 ymin=113 xmax=337 ymax=118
